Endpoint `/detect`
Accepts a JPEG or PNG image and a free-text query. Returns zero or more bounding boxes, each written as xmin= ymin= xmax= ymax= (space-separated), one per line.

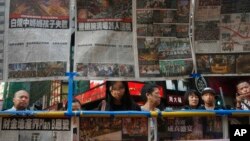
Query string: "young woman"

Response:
xmin=183 ymin=89 xmax=202 ymax=109
xmin=99 ymin=81 xmax=141 ymax=111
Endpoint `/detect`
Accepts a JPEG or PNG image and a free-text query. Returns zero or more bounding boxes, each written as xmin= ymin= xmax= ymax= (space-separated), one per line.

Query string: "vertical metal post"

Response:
xmin=66 ymin=72 xmax=77 ymax=115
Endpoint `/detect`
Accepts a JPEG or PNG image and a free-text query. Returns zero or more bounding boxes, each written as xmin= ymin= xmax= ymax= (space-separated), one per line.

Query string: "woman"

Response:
xmin=183 ymin=89 xmax=202 ymax=109
xmin=99 ymin=81 xmax=140 ymax=111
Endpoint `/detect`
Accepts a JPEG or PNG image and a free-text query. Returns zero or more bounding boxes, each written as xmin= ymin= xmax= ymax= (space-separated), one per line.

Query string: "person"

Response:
xmin=183 ymin=89 xmax=202 ymax=109
xmin=140 ymin=83 xmax=161 ymax=111
xmin=199 ymin=87 xmax=221 ymax=110
xmin=64 ymin=98 xmax=82 ymax=141
xmin=140 ymin=83 xmax=161 ymax=141
xmin=65 ymin=98 xmax=82 ymax=111
xmin=235 ymin=81 xmax=250 ymax=110
xmin=98 ymin=81 xmax=140 ymax=111
xmin=5 ymin=90 xmax=30 ymax=111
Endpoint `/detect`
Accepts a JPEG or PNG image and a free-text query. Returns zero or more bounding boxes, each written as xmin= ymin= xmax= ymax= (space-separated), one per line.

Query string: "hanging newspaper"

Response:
xmin=136 ymin=0 xmax=193 ymax=78
xmin=220 ymin=13 xmax=250 ymax=53
xmin=195 ymin=0 xmax=221 ymax=21
xmin=194 ymin=0 xmax=221 ymax=54
xmin=194 ymin=21 xmax=221 ymax=53
xmin=75 ymin=0 xmax=135 ymax=79
xmin=0 ymin=0 xmax=4 ymax=81
xmin=6 ymin=0 xmax=71 ymax=81
xmin=0 ymin=117 xmax=72 ymax=141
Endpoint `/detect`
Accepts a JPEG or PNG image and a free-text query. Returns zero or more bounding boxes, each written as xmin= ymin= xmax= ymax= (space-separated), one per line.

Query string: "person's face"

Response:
xmin=237 ymin=82 xmax=250 ymax=96
xmin=188 ymin=93 xmax=199 ymax=107
xmin=72 ymin=102 xmax=81 ymax=111
xmin=202 ymin=93 xmax=215 ymax=105
xmin=78 ymin=9 xmax=88 ymax=19
xmin=101 ymin=0 xmax=110 ymax=9
xmin=13 ymin=91 xmax=29 ymax=110
xmin=110 ymin=82 xmax=125 ymax=101
xmin=148 ymin=87 xmax=161 ymax=106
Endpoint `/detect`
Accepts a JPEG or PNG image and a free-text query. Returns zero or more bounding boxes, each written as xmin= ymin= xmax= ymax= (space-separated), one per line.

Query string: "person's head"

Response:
xmin=100 ymin=0 xmax=110 ymax=10
xmin=78 ymin=9 xmax=88 ymax=19
xmin=141 ymin=83 xmax=161 ymax=107
xmin=13 ymin=90 xmax=30 ymax=110
xmin=236 ymin=81 xmax=250 ymax=96
xmin=108 ymin=81 xmax=128 ymax=102
xmin=65 ymin=98 xmax=81 ymax=111
xmin=106 ymin=81 xmax=134 ymax=110
xmin=201 ymin=87 xmax=216 ymax=106
xmin=184 ymin=89 xmax=201 ymax=109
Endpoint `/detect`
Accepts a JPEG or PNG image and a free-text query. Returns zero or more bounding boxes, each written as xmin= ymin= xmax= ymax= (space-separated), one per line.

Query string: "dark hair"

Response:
xmin=236 ymin=80 xmax=250 ymax=89
xmin=105 ymin=81 xmax=140 ymax=111
xmin=183 ymin=89 xmax=202 ymax=109
xmin=65 ymin=98 xmax=81 ymax=110
xmin=141 ymin=83 xmax=158 ymax=102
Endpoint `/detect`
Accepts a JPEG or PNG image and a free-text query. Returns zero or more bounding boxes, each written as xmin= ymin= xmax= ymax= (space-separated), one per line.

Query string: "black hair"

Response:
xmin=183 ymin=89 xmax=202 ymax=109
xmin=236 ymin=80 xmax=250 ymax=89
xmin=105 ymin=81 xmax=140 ymax=111
xmin=141 ymin=83 xmax=158 ymax=102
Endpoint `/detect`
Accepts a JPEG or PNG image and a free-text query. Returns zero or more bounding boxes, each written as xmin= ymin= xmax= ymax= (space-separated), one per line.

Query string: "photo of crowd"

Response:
xmin=77 ymin=0 xmax=132 ymax=19
xmin=122 ymin=117 xmax=148 ymax=140
xmin=10 ymin=0 xmax=69 ymax=17
xmin=8 ymin=62 xmax=66 ymax=78
xmin=79 ymin=117 xmax=122 ymax=141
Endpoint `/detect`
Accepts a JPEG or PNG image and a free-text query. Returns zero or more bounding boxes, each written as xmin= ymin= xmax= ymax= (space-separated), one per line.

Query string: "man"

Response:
xmin=140 ymin=83 xmax=161 ymax=141
xmin=200 ymin=87 xmax=221 ymax=110
xmin=235 ymin=81 xmax=250 ymax=110
xmin=140 ymin=83 xmax=161 ymax=111
xmin=6 ymin=90 xmax=30 ymax=111
xmin=65 ymin=98 xmax=82 ymax=111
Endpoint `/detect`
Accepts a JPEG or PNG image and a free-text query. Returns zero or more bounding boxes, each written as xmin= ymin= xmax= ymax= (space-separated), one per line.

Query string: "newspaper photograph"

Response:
xmin=176 ymin=0 xmax=190 ymax=23
xmin=221 ymin=0 xmax=250 ymax=14
xmin=236 ymin=54 xmax=250 ymax=73
xmin=220 ymin=13 xmax=250 ymax=53
xmin=195 ymin=21 xmax=220 ymax=41
xmin=194 ymin=0 xmax=221 ymax=21
xmin=137 ymin=24 xmax=153 ymax=37
xmin=79 ymin=117 xmax=122 ymax=141
xmin=158 ymin=38 xmax=192 ymax=60
xmin=159 ymin=59 xmax=193 ymax=77
xmin=196 ymin=54 xmax=236 ymax=74
xmin=136 ymin=0 xmax=177 ymax=9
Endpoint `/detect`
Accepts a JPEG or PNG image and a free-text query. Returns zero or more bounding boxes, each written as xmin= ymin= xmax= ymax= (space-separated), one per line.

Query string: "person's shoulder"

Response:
xmin=5 ymin=107 xmax=16 ymax=111
xmin=198 ymin=105 xmax=206 ymax=110
xmin=98 ymin=100 xmax=107 ymax=111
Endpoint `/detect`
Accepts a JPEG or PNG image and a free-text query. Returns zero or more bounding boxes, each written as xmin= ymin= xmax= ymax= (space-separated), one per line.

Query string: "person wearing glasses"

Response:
xmin=99 ymin=81 xmax=140 ymax=111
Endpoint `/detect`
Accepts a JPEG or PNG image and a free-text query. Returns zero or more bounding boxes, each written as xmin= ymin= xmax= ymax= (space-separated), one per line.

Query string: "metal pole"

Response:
xmin=66 ymin=72 xmax=77 ymax=116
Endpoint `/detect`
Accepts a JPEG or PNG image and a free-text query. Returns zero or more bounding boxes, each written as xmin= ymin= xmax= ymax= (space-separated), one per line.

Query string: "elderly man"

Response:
xmin=235 ymin=81 xmax=250 ymax=110
xmin=6 ymin=90 xmax=30 ymax=111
